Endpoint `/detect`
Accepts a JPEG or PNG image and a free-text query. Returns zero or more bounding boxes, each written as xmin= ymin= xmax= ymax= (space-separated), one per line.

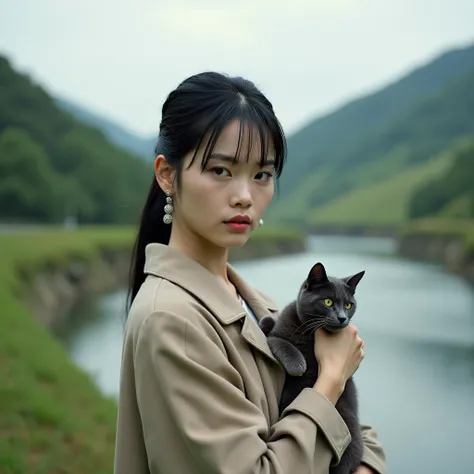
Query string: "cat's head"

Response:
xmin=296 ymin=262 xmax=365 ymax=333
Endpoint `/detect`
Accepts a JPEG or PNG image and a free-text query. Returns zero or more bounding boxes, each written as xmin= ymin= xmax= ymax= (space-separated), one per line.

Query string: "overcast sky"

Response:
xmin=1 ymin=0 xmax=473 ymax=138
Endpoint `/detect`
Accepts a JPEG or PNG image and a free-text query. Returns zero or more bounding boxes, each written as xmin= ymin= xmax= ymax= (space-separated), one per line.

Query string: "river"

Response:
xmin=55 ymin=235 xmax=474 ymax=473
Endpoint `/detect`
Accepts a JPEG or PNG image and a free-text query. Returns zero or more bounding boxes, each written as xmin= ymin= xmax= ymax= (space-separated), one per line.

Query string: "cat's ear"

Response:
xmin=343 ymin=270 xmax=365 ymax=292
xmin=307 ymin=262 xmax=329 ymax=286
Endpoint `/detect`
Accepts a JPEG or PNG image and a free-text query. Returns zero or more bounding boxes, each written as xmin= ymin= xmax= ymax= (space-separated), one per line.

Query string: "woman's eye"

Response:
xmin=255 ymin=171 xmax=273 ymax=181
xmin=211 ymin=167 xmax=230 ymax=177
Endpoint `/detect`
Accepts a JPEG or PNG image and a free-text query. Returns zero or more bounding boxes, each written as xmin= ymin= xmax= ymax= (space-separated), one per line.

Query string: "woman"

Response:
xmin=113 ymin=72 xmax=386 ymax=474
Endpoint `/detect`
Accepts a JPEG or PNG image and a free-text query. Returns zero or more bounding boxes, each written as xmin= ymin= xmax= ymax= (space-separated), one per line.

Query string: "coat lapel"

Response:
xmin=227 ymin=265 xmax=280 ymax=364
xmin=143 ymin=244 xmax=280 ymax=365
xmin=240 ymin=315 xmax=278 ymax=363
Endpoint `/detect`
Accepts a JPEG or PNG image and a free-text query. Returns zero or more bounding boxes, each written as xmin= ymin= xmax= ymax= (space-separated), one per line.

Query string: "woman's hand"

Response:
xmin=315 ymin=323 xmax=364 ymax=381
xmin=354 ymin=465 xmax=376 ymax=474
xmin=312 ymin=323 xmax=364 ymax=404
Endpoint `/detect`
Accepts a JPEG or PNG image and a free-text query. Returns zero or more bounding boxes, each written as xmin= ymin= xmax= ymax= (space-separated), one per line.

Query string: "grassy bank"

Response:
xmin=250 ymin=225 xmax=304 ymax=241
xmin=399 ymin=218 xmax=474 ymax=253
xmin=397 ymin=218 xmax=474 ymax=284
xmin=0 ymin=227 xmax=134 ymax=473
xmin=0 ymin=225 xmax=305 ymax=473
xmin=307 ymin=152 xmax=451 ymax=229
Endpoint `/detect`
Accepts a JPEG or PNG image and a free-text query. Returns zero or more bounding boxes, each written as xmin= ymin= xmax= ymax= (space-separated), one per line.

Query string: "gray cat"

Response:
xmin=259 ymin=262 xmax=365 ymax=474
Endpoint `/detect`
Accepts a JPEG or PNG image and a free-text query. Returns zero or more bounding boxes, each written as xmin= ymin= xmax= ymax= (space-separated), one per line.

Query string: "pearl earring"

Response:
xmin=258 ymin=218 xmax=264 ymax=227
xmin=163 ymin=189 xmax=173 ymax=224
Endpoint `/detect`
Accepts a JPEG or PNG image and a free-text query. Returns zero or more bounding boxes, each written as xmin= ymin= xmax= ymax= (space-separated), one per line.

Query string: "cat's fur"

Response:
xmin=259 ymin=262 xmax=365 ymax=474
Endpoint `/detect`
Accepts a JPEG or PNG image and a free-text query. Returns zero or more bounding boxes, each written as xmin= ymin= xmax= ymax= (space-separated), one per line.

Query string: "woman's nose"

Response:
xmin=230 ymin=183 xmax=253 ymax=208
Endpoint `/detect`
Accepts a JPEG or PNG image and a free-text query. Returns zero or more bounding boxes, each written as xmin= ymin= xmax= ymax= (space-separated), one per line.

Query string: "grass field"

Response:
xmin=0 ymin=224 xmax=304 ymax=473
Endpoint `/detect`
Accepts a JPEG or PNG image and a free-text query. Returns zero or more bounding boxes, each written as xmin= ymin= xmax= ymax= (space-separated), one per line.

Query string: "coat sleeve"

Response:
xmin=360 ymin=424 xmax=387 ymax=474
xmin=134 ymin=309 xmax=352 ymax=474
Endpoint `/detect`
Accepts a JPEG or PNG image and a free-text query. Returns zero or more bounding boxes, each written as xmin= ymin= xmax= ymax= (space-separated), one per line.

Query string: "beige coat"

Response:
xmin=114 ymin=243 xmax=386 ymax=474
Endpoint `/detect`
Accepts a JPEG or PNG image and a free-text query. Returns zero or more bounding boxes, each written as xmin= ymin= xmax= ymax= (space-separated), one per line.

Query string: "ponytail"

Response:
xmin=126 ymin=178 xmax=171 ymax=311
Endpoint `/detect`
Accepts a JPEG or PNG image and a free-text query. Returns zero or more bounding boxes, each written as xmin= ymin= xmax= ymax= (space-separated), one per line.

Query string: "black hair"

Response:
xmin=126 ymin=71 xmax=287 ymax=311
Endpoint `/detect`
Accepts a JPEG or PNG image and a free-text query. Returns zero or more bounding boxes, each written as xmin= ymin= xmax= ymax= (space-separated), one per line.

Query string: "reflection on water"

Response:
xmin=56 ymin=235 xmax=474 ymax=473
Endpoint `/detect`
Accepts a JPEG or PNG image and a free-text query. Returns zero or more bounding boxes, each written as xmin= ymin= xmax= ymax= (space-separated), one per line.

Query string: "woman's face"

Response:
xmin=173 ymin=119 xmax=275 ymax=250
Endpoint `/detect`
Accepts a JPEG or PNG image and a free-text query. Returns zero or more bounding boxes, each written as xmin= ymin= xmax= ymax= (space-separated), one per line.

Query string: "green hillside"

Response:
xmin=270 ymin=144 xmax=412 ymax=225
xmin=409 ymin=138 xmax=474 ymax=219
xmin=275 ymin=43 xmax=474 ymax=200
xmin=0 ymin=55 xmax=151 ymax=225
xmin=267 ymin=43 xmax=474 ymax=229
xmin=306 ymin=136 xmax=474 ymax=230
xmin=307 ymin=148 xmax=452 ymax=228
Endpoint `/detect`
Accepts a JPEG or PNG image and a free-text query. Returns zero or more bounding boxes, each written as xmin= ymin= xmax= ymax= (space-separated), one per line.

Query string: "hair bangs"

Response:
xmin=185 ymin=100 xmax=286 ymax=176
xmin=246 ymin=104 xmax=287 ymax=177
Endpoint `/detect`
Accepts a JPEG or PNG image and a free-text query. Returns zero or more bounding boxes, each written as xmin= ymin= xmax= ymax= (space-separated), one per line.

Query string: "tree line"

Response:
xmin=0 ymin=55 xmax=152 ymax=225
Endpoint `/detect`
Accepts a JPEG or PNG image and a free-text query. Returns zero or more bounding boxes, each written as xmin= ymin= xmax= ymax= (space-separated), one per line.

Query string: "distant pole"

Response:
xmin=63 ymin=202 xmax=78 ymax=230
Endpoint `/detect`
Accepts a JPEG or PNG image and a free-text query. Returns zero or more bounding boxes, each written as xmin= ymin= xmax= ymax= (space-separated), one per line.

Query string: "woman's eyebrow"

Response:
xmin=209 ymin=153 xmax=275 ymax=166
xmin=208 ymin=153 xmax=237 ymax=163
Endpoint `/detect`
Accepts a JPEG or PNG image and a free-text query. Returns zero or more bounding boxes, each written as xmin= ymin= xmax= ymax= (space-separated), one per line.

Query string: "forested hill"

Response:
xmin=267 ymin=42 xmax=474 ymax=228
xmin=409 ymin=138 xmax=474 ymax=220
xmin=279 ymin=43 xmax=474 ymax=197
xmin=55 ymin=97 xmax=156 ymax=159
xmin=0 ymin=55 xmax=151 ymax=224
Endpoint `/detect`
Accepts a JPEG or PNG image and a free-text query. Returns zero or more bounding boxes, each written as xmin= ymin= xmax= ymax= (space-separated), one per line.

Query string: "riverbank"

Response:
xmin=0 ymin=227 xmax=127 ymax=473
xmin=230 ymin=226 xmax=306 ymax=260
xmin=307 ymin=223 xmax=396 ymax=238
xmin=14 ymin=226 xmax=305 ymax=328
xmin=397 ymin=218 xmax=474 ymax=284
xmin=0 ymin=225 xmax=305 ymax=473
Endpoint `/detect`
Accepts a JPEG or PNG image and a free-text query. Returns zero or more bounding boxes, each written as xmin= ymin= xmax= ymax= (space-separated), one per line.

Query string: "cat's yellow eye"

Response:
xmin=345 ymin=303 xmax=353 ymax=310
xmin=324 ymin=299 xmax=333 ymax=307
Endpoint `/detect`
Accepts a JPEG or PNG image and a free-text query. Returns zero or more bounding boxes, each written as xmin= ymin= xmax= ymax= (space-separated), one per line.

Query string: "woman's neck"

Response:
xmin=168 ymin=225 xmax=233 ymax=287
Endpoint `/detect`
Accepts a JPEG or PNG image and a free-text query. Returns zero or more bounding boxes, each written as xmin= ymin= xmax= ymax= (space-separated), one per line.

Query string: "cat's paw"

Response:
xmin=268 ymin=336 xmax=307 ymax=376
xmin=285 ymin=357 xmax=307 ymax=377
xmin=259 ymin=316 xmax=276 ymax=336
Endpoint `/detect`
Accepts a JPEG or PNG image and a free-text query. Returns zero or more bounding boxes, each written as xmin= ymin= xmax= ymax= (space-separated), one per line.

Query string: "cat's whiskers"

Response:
xmin=290 ymin=319 xmax=313 ymax=339
xmin=285 ymin=321 xmax=303 ymax=339
xmin=295 ymin=324 xmax=318 ymax=342
xmin=302 ymin=321 xmax=326 ymax=338
xmin=293 ymin=320 xmax=327 ymax=342
xmin=295 ymin=315 xmax=325 ymax=329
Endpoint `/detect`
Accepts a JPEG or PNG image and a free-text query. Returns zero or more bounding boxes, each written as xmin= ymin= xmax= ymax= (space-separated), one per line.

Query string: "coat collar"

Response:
xmin=143 ymin=243 xmax=279 ymax=363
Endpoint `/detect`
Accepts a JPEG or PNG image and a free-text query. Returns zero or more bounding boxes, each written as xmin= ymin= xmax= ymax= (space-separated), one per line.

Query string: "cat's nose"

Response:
xmin=337 ymin=316 xmax=346 ymax=324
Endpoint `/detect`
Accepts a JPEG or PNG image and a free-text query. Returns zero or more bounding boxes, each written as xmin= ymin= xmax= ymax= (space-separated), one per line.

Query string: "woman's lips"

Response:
xmin=225 ymin=221 xmax=250 ymax=232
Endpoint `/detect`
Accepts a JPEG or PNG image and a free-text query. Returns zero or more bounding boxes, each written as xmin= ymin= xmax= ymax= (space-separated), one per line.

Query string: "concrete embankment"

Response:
xmin=397 ymin=219 xmax=474 ymax=284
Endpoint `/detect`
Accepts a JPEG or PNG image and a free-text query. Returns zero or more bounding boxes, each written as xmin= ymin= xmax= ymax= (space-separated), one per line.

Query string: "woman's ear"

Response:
xmin=154 ymin=155 xmax=175 ymax=192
